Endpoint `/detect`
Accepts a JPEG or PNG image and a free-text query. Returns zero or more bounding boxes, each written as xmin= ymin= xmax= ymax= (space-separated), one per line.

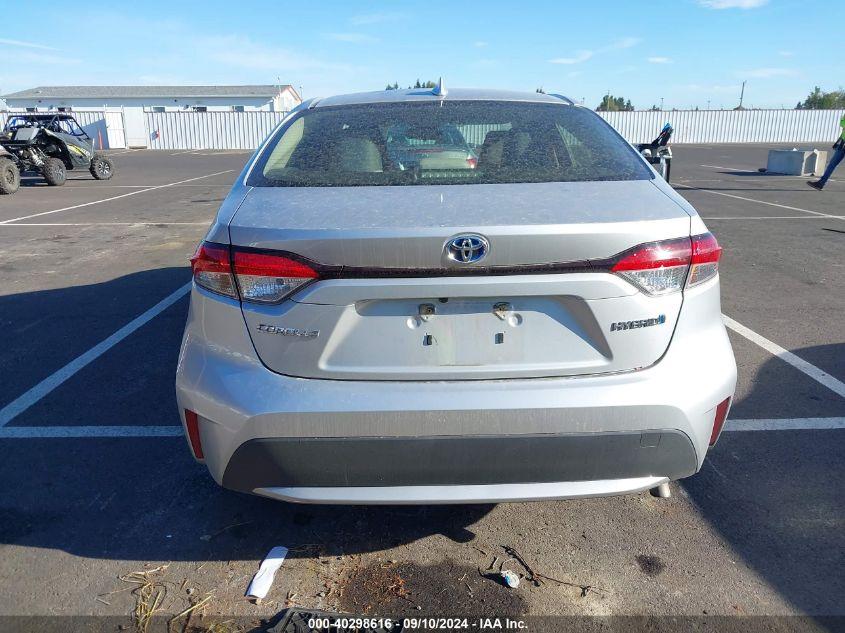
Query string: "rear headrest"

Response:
xmin=336 ymin=137 xmax=383 ymax=173
xmin=478 ymin=130 xmax=513 ymax=168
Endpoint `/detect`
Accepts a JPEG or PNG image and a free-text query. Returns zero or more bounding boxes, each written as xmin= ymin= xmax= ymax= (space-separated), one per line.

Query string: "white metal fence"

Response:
xmin=598 ymin=108 xmax=845 ymax=144
xmin=3 ymin=107 xmax=843 ymax=150
xmin=145 ymin=110 xmax=287 ymax=150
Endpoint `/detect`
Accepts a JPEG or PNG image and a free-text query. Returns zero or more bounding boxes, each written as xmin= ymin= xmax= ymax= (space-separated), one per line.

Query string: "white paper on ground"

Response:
xmin=245 ymin=546 xmax=289 ymax=601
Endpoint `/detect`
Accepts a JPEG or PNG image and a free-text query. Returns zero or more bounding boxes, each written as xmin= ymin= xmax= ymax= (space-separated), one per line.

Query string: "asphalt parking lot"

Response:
xmin=0 ymin=145 xmax=843 ymax=630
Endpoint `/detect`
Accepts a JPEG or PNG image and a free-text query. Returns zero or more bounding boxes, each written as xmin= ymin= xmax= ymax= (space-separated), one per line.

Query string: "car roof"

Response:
xmin=313 ymin=87 xmax=573 ymax=108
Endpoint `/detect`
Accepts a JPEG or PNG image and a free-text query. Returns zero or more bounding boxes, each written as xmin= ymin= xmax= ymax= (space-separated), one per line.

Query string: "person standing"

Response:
xmin=808 ymin=113 xmax=845 ymax=190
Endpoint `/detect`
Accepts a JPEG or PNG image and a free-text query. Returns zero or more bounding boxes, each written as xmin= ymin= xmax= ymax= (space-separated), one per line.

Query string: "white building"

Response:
xmin=1 ymin=84 xmax=301 ymax=148
xmin=1 ymin=84 xmax=301 ymax=113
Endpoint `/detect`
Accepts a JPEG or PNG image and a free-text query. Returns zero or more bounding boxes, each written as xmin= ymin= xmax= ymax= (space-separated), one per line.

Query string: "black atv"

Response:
xmin=0 ymin=148 xmax=20 ymax=195
xmin=0 ymin=113 xmax=114 ymax=190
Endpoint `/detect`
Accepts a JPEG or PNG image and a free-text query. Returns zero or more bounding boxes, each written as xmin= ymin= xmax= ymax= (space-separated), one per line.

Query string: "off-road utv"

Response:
xmin=0 ymin=113 xmax=114 ymax=188
xmin=0 ymin=147 xmax=20 ymax=194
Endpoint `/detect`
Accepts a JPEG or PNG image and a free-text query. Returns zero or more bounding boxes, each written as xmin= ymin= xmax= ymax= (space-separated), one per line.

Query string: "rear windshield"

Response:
xmin=249 ymin=101 xmax=652 ymax=187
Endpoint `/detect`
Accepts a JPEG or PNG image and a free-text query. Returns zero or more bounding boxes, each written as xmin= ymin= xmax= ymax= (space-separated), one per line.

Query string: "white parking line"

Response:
xmin=0 ymin=170 xmax=234 ymax=225
xmin=58 ymin=184 xmax=232 ymax=189
xmin=700 ymin=164 xmax=759 ymax=173
xmin=0 ymin=222 xmax=209 ymax=226
xmin=0 ymin=282 xmax=192 ymax=428
xmin=58 ymin=185 xmax=148 ymax=189
xmin=702 ymin=216 xmax=829 ymax=220
xmin=676 ymin=183 xmax=844 ymax=220
xmin=0 ymin=418 xmax=842 ymax=439
xmin=0 ymin=426 xmax=183 ymax=438
xmin=723 ymin=315 xmax=845 ymax=399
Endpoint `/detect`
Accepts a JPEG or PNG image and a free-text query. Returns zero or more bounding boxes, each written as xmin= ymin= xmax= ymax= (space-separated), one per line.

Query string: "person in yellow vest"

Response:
xmin=808 ymin=113 xmax=845 ymax=190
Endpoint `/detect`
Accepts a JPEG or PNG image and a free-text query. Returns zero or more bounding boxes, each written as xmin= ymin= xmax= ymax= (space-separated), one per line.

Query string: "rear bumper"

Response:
xmin=223 ymin=431 xmax=696 ymax=493
xmin=176 ymin=278 xmax=736 ymax=504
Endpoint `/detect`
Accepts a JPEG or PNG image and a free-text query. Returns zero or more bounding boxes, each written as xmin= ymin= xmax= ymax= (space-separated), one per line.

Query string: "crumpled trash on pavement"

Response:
xmin=246 ymin=546 xmax=289 ymax=603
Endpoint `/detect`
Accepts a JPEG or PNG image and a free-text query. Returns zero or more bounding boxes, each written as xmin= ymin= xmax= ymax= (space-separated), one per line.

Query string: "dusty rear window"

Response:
xmin=249 ymin=101 xmax=652 ymax=187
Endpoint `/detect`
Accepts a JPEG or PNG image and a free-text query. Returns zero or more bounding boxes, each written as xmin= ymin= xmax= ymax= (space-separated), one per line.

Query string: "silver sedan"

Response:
xmin=176 ymin=87 xmax=736 ymax=504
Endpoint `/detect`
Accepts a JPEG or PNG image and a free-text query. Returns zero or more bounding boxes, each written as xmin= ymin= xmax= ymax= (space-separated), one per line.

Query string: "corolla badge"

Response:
xmin=257 ymin=324 xmax=319 ymax=338
xmin=445 ymin=234 xmax=489 ymax=264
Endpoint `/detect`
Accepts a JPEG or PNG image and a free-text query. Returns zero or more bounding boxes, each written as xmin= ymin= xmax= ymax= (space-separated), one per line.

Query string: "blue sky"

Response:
xmin=1 ymin=0 xmax=842 ymax=109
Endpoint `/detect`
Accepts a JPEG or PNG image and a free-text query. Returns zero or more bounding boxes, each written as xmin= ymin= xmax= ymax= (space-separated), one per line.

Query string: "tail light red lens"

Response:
xmin=190 ymin=242 xmax=236 ymax=298
xmin=191 ymin=241 xmax=320 ymax=304
xmin=611 ymin=237 xmax=692 ymax=295
xmin=709 ymin=396 xmax=731 ymax=445
xmin=232 ymin=250 xmax=319 ymax=303
xmin=687 ymin=232 xmax=722 ymax=288
xmin=184 ymin=409 xmax=204 ymax=459
xmin=610 ymin=232 xmax=721 ymax=295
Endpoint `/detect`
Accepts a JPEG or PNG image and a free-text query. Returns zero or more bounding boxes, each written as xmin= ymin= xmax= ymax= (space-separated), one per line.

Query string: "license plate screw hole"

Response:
xmin=419 ymin=303 xmax=436 ymax=321
xmin=493 ymin=302 xmax=511 ymax=320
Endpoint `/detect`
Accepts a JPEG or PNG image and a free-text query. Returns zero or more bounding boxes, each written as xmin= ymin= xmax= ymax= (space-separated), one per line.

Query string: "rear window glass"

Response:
xmin=249 ymin=101 xmax=651 ymax=187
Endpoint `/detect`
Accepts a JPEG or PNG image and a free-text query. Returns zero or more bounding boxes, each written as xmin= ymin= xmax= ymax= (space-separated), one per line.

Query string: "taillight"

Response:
xmin=687 ymin=232 xmax=722 ymax=288
xmin=466 ymin=156 xmax=478 ymax=169
xmin=190 ymin=242 xmax=236 ymax=298
xmin=610 ymin=232 xmax=721 ymax=296
xmin=232 ymin=250 xmax=319 ymax=303
xmin=191 ymin=241 xmax=319 ymax=303
xmin=611 ymin=237 xmax=692 ymax=295
xmin=709 ymin=396 xmax=731 ymax=445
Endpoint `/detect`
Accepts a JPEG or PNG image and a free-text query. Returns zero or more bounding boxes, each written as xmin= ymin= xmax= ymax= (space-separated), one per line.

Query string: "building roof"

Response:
xmin=2 ymin=85 xmax=297 ymax=100
xmin=314 ymin=87 xmax=574 ymax=108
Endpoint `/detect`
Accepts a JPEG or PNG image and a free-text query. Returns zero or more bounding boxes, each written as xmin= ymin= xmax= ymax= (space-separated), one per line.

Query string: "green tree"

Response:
xmin=596 ymin=94 xmax=635 ymax=112
xmin=387 ymin=80 xmax=436 ymax=90
xmin=796 ymin=86 xmax=845 ymax=109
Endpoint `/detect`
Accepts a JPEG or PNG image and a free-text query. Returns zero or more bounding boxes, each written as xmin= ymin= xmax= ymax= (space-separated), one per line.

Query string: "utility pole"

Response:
xmin=659 ymin=97 xmax=664 ymax=110
xmin=738 ymin=80 xmax=746 ymax=109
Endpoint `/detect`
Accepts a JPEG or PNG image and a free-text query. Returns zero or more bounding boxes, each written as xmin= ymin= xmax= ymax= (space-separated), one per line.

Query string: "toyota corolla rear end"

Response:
xmin=175 ymin=89 xmax=736 ymax=504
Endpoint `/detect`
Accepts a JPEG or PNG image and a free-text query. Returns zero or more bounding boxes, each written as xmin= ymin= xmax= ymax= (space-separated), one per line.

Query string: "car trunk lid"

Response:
xmin=230 ymin=180 xmax=691 ymax=380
